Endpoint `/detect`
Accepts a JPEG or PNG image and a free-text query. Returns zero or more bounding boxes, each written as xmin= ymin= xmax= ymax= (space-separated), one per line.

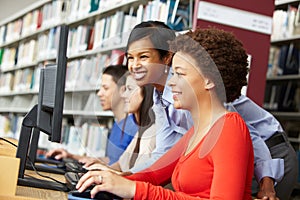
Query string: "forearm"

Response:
xmin=69 ymin=154 xmax=84 ymax=161
xmin=254 ymin=157 xmax=284 ymax=183
xmin=134 ymin=181 xmax=206 ymax=200
xmin=250 ymin=129 xmax=284 ymax=183
xmin=110 ymin=162 xmax=122 ymax=171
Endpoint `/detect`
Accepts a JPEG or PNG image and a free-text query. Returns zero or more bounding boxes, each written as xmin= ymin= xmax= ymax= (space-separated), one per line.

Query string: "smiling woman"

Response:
xmin=123 ymin=20 xmax=193 ymax=174
xmin=83 ymin=73 xmax=156 ymax=174
xmin=122 ymin=75 xmax=144 ymax=115
xmin=75 ymin=27 xmax=254 ymax=200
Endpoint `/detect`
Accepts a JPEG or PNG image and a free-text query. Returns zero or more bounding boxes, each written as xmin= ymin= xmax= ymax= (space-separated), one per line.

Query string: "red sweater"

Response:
xmin=127 ymin=112 xmax=254 ymax=199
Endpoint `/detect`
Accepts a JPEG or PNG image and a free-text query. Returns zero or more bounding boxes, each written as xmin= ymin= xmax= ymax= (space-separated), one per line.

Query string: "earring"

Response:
xmin=164 ymin=65 xmax=168 ymax=74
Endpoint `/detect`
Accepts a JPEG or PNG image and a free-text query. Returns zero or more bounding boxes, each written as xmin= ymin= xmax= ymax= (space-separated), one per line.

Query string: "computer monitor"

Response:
xmin=16 ymin=25 xmax=69 ymax=191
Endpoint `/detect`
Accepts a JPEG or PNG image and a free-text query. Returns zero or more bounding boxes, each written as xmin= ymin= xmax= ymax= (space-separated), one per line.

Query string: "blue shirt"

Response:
xmin=106 ymin=114 xmax=137 ymax=165
xmin=130 ymin=69 xmax=193 ymax=173
xmin=226 ymin=95 xmax=284 ymax=183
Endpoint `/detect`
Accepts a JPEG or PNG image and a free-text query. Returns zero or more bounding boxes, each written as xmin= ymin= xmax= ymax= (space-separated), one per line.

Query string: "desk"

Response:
xmin=0 ymin=138 xmax=68 ymax=200
xmin=16 ymin=170 xmax=68 ymax=200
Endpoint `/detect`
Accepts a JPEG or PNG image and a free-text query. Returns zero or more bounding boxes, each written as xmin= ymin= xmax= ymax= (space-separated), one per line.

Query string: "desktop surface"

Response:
xmin=16 ymin=170 xmax=68 ymax=200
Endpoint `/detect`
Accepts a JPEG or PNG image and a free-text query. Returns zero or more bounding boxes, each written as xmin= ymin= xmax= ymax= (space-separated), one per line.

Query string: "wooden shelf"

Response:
xmin=271 ymin=112 xmax=300 ymax=120
xmin=271 ymin=35 xmax=300 ymax=46
xmin=288 ymin=137 xmax=300 ymax=143
xmin=266 ymin=74 xmax=300 ymax=81
xmin=63 ymin=110 xmax=113 ymax=117
xmin=0 ymin=108 xmax=113 ymax=118
xmin=275 ymin=0 xmax=299 ymax=9
xmin=0 ymin=90 xmax=38 ymax=97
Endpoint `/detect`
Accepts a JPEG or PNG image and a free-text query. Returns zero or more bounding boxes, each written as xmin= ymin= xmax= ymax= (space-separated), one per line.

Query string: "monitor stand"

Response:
xmin=26 ymin=128 xmax=66 ymax=175
xmin=16 ymin=105 xmax=68 ymax=191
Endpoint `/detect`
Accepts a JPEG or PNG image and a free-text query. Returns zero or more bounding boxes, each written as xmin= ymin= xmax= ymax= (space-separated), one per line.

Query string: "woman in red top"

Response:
xmin=76 ymin=27 xmax=254 ymax=199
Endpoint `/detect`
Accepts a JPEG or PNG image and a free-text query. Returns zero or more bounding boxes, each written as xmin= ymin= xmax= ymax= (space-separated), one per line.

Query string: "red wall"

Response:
xmin=193 ymin=0 xmax=275 ymax=105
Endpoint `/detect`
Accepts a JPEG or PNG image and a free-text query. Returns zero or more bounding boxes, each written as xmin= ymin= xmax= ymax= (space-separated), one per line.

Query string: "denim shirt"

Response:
xmin=226 ymin=95 xmax=284 ymax=183
xmin=130 ymin=70 xmax=193 ymax=173
xmin=106 ymin=114 xmax=137 ymax=165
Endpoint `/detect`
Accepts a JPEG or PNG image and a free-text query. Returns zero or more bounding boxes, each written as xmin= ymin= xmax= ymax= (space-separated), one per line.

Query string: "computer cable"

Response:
xmin=0 ymin=137 xmax=17 ymax=147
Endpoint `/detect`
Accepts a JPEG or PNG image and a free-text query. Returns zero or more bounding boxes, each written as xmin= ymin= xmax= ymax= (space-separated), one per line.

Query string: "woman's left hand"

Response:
xmin=76 ymin=170 xmax=136 ymax=199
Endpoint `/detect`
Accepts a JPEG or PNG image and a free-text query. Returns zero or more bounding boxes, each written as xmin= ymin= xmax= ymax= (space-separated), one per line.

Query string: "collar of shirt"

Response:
xmin=153 ymin=69 xmax=174 ymax=106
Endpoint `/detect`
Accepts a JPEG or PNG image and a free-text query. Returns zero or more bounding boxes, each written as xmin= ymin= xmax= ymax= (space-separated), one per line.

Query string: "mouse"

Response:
xmin=65 ymin=161 xmax=88 ymax=173
xmin=65 ymin=172 xmax=83 ymax=190
xmin=69 ymin=186 xmax=122 ymax=200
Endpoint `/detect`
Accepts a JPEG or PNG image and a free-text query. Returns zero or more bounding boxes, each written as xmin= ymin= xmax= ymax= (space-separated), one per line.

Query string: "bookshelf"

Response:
xmin=0 ymin=0 xmax=193 ymax=153
xmin=265 ymin=0 xmax=300 ymax=152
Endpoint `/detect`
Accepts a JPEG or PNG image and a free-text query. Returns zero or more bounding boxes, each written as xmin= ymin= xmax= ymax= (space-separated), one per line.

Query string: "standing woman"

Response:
xmin=124 ymin=21 xmax=193 ymax=173
xmin=76 ymin=27 xmax=254 ymax=199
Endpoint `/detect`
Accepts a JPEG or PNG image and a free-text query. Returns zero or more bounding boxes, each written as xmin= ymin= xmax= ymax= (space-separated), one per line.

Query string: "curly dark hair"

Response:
xmin=169 ymin=28 xmax=249 ymax=102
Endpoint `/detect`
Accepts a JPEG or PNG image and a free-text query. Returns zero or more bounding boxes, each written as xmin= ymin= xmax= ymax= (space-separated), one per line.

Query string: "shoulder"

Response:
xmin=223 ymin=112 xmax=249 ymax=134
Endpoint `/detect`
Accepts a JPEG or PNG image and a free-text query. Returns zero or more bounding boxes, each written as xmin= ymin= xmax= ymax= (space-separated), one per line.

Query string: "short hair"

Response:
xmin=102 ymin=64 xmax=128 ymax=87
xmin=169 ymin=28 xmax=249 ymax=102
xmin=126 ymin=21 xmax=176 ymax=64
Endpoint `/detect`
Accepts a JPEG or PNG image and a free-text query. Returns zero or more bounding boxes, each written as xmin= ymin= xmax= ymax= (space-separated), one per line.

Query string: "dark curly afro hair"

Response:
xmin=169 ymin=27 xmax=249 ymax=103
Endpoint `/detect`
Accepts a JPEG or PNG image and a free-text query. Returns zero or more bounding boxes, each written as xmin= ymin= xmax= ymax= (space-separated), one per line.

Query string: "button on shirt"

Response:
xmin=130 ymin=70 xmax=193 ymax=173
xmin=225 ymin=95 xmax=284 ymax=183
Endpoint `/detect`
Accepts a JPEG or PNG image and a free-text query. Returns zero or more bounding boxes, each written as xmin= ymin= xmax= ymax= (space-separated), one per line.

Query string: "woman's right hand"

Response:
xmin=76 ymin=170 xmax=136 ymax=199
xmin=45 ymin=148 xmax=70 ymax=160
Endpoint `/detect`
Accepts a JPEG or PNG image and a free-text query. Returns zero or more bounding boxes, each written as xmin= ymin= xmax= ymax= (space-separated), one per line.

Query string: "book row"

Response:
xmin=39 ymin=121 xmax=109 ymax=158
xmin=272 ymin=3 xmax=300 ymax=40
xmin=0 ymin=0 xmax=191 ymax=71
xmin=0 ymin=114 xmax=109 ymax=157
xmin=0 ymin=51 xmax=123 ymax=94
xmin=0 ymin=0 xmax=191 ymax=48
xmin=267 ymin=44 xmax=300 ymax=77
xmin=264 ymin=81 xmax=300 ymax=112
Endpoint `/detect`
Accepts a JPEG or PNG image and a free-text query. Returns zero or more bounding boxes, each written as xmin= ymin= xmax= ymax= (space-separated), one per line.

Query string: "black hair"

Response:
xmin=126 ymin=21 xmax=176 ymax=65
xmin=102 ymin=64 xmax=128 ymax=87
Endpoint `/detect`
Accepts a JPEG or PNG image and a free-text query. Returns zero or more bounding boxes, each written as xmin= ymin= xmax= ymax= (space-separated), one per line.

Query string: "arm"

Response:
xmin=126 ymin=127 xmax=192 ymax=185
xmin=129 ymin=103 xmax=192 ymax=173
xmin=76 ymin=170 xmax=202 ymax=200
xmin=45 ymin=148 xmax=80 ymax=160
xmin=248 ymin=124 xmax=284 ymax=184
xmin=228 ymin=96 xmax=283 ymax=199
xmin=207 ymin=115 xmax=253 ymax=199
xmin=76 ymin=129 xmax=196 ymax=199
xmin=248 ymin=124 xmax=282 ymax=200
xmin=110 ymin=115 xmax=253 ymax=199
xmin=227 ymin=98 xmax=284 ymax=182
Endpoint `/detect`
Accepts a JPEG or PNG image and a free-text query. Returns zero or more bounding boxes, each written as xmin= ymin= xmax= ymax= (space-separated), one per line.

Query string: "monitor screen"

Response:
xmin=16 ymin=24 xmax=69 ymax=191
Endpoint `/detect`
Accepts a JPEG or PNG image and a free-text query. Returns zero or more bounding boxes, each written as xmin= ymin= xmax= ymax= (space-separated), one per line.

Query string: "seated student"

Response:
xmin=46 ymin=65 xmax=137 ymax=165
xmin=75 ymin=28 xmax=254 ymax=199
xmin=85 ymin=73 xmax=156 ymax=174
